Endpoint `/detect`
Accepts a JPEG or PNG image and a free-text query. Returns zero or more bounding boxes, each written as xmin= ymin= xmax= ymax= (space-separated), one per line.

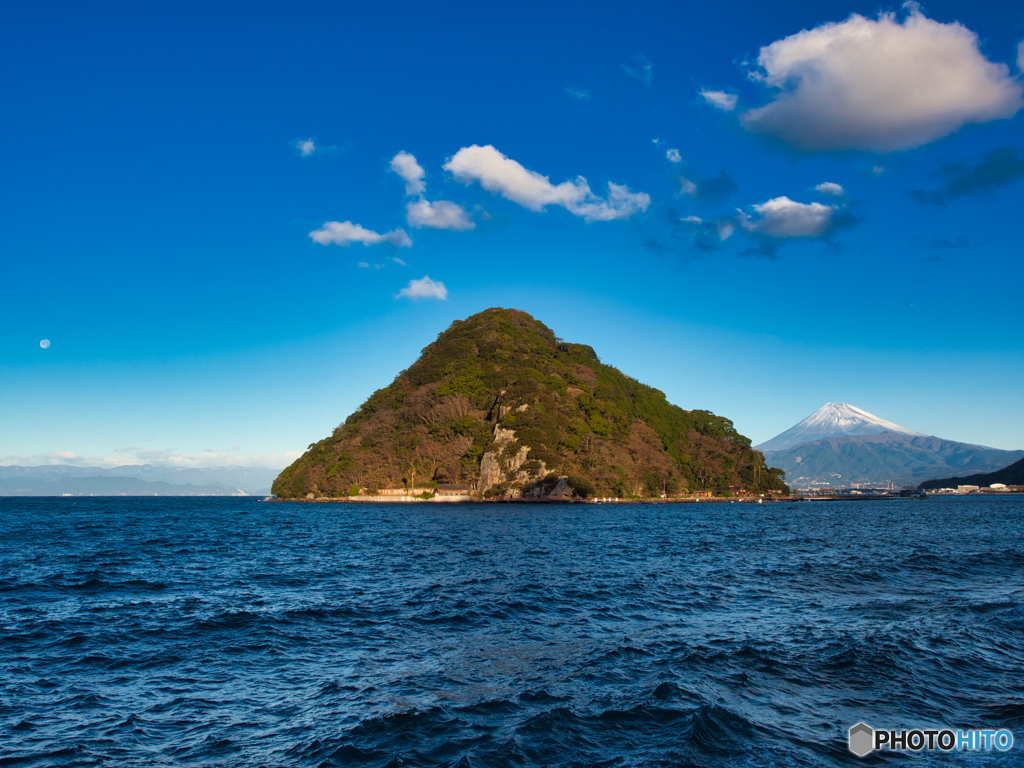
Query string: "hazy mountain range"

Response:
xmin=759 ymin=403 xmax=1024 ymax=488
xmin=0 ymin=465 xmax=281 ymax=496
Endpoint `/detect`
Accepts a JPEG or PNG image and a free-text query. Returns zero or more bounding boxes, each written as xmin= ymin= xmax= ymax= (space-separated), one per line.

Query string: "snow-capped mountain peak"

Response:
xmin=755 ymin=402 xmax=924 ymax=452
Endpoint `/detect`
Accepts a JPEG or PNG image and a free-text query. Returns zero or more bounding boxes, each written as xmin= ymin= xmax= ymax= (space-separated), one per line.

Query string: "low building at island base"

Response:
xmin=435 ymin=484 xmax=471 ymax=498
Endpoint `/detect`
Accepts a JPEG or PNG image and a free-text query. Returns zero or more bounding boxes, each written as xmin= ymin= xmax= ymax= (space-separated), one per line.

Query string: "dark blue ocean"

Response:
xmin=1 ymin=497 xmax=1022 ymax=767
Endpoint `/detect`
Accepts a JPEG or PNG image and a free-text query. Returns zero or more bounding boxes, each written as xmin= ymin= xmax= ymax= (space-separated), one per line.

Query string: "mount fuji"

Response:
xmin=754 ymin=403 xmax=922 ymax=452
xmin=758 ymin=403 xmax=1024 ymax=488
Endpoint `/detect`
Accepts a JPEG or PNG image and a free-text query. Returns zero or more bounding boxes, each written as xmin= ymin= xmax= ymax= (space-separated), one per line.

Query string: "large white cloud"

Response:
xmin=390 ymin=151 xmax=426 ymax=196
xmin=443 ymin=144 xmax=650 ymax=222
xmin=406 ymin=199 xmax=475 ymax=231
xmin=309 ymin=221 xmax=412 ymax=248
xmin=397 ymin=275 xmax=448 ymax=300
xmin=741 ymin=7 xmax=1024 ymax=152
xmin=740 ymin=197 xmax=838 ymax=238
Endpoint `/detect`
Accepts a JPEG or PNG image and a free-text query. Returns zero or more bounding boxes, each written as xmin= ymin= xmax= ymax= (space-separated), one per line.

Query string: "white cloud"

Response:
xmin=717 ymin=220 xmax=736 ymax=241
xmin=357 ymin=262 xmax=370 ymax=268
xmin=389 ymin=256 xmax=407 ymax=266
xmin=666 ymin=148 xmax=682 ymax=163
xmin=309 ymin=221 xmax=412 ymax=248
xmin=390 ymin=151 xmax=426 ymax=196
xmin=815 ymin=182 xmax=844 ymax=197
xmin=679 ymin=177 xmax=697 ymax=196
xmin=566 ymin=87 xmax=591 ymax=101
xmin=652 ymin=137 xmax=664 ymax=146
xmin=700 ymin=90 xmax=738 ymax=111
xmin=1018 ymin=40 xmax=1024 ymax=73
xmin=390 ymin=150 xmax=475 ymax=232
xmin=443 ymin=144 xmax=650 ymax=223
xmin=681 ymin=215 xmax=703 ymax=224
xmin=406 ymin=199 xmax=475 ymax=231
xmin=741 ymin=7 xmax=1024 ymax=152
xmin=397 ymin=275 xmax=448 ymax=301
xmin=741 ymin=197 xmax=838 ymax=237
xmin=871 ymin=165 xmax=885 ymax=175
xmin=297 ymin=139 xmax=316 ymax=156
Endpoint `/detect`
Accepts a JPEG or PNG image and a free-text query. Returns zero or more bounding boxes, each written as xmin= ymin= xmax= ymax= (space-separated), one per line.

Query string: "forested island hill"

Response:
xmin=272 ymin=309 xmax=788 ymax=500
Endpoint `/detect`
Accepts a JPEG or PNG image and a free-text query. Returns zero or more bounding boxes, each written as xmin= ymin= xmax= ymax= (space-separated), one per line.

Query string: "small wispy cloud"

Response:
xmin=390 ymin=151 xmax=427 ymax=196
xmin=942 ymin=146 xmax=1024 ymax=198
xmin=699 ymin=90 xmax=738 ymax=111
xmin=909 ymin=146 xmax=1024 ymax=207
xmin=309 ymin=221 xmax=412 ymax=248
xmin=666 ymin=149 xmax=682 ymax=163
xmin=397 ymin=275 xmax=448 ymax=301
xmin=565 ymin=87 xmax=591 ymax=101
xmin=624 ymin=54 xmax=653 ymax=85
xmin=815 ymin=182 xmax=845 ymax=197
xmin=912 ymin=236 xmax=973 ymax=249
xmin=406 ymin=199 xmax=475 ymax=231
xmin=717 ymin=220 xmax=736 ymax=241
xmin=676 ymin=169 xmax=737 ymax=203
xmin=293 ymin=137 xmax=343 ymax=157
xmin=741 ymin=197 xmax=841 ymax=238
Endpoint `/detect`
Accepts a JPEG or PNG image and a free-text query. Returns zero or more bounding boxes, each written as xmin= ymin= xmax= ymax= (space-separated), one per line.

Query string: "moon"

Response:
xmin=39 ymin=339 xmax=51 ymax=349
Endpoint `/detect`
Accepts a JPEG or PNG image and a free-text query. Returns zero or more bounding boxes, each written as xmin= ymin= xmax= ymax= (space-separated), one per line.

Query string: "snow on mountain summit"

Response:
xmin=755 ymin=402 xmax=924 ymax=452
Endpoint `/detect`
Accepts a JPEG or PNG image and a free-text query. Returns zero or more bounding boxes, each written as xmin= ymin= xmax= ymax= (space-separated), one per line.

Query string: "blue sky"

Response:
xmin=3 ymin=0 xmax=1023 ymax=468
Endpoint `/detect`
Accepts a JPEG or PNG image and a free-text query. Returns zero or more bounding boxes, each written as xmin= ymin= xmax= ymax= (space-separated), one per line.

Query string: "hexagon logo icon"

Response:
xmin=848 ymin=722 xmax=874 ymax=757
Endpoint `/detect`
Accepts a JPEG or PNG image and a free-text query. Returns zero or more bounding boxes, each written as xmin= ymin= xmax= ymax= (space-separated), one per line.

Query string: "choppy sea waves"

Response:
xmin=1 ymin=496 xmax=1022 ymax=767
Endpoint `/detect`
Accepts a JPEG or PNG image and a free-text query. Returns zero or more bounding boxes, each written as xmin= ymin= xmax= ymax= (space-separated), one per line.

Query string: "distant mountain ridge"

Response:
xmin=757 ymin=403 xmax=1023 ymax=488
xmin=762 ymin=431 xmax=1024 ymax=488
xmin=0 ymin=465 xmax=281 ymax=496
xmin=755 ymin=402 xmax=922 ymax=452
xmin=918 ymin=457 xmax=1024 ymax=490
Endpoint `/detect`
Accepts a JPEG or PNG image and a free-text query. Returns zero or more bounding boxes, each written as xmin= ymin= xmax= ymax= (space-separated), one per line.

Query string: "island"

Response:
xmin=272 ymin=308 xmax=789 ymax=501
